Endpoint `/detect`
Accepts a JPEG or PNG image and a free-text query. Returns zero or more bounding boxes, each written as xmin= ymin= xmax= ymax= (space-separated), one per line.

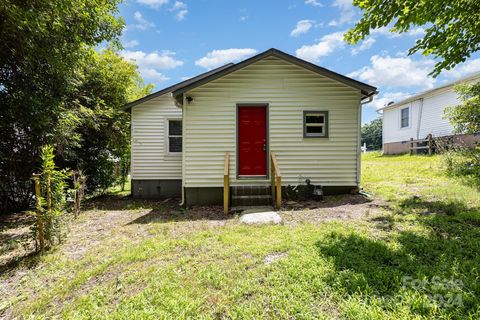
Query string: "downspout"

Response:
xmin=416 ymin=98 xmax=424 ymax=139
xmin=171 ymin=92 xmax=186 ymax=207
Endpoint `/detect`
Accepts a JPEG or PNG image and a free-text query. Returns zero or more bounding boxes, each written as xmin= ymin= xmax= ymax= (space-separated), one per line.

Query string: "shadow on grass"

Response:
xmin=316 ymin=201 xmax=480 ymax=317
xmin=126 ymin=205 xmax=231 ymax=225
xmin=0 ymin=251 xmax=42 ymax=275
xmin=84 ymin=195 xmax=233 ymax=224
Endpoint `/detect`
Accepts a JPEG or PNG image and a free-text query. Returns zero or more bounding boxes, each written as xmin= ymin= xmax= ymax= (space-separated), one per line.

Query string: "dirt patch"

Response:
xmin=0 ymin=194 xmax=388 ymax=319
xmin=263 ymin=252 xmax=288 ymax=265
xmin=280 ymin=194 xmax=388 ymax=225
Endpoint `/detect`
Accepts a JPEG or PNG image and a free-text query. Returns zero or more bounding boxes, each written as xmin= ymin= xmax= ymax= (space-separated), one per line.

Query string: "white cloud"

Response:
xmin=305 ymin=0 xmax=323 ymax=7
xmin=195 ymin=48 xmax=258 ymax=69
xmin=171 ymin=0 xmax=186 ymax=10
xmin=123 ymin=39 xmax=139 ymax=49
xmin=295 ymin=32 xmax=345 ymax=63
xmin=137 ymin=0 xmax=169 ymax=8
xmin=121 ymin=50 xmax=182 ymax=82
xmin=348 ymin=55 xmax=436 ymax=89
xmin=133 ymin=11 xmax=155 ymax=30
xmin=367 ymin=91 xmax=411 ymax=110
xmin=290 ymin=20 xmax=315 ymax=37
xmin=239 ymin=8 xmax=249 ymax=21
xmin=407 ymin=27 xmax=426 ymax=37
xmin=121 ymin=50 xmax=184 ymax=70
xmin=175 ymin=9 xmax=188 ymax=20
xmin=371 ymin=26 xmax=426 ymax=39
xmin=329 ymin=0 xmax=355 ymax=26
xmin=351 ymin=37 xmax=375 ymax=55
xmin=441 ymin=58 xmax=480 ymax=79
xmin=141 ymin=68 xmax=169 ymax=82
xmin=170 ymin=1 xmax=188 ymax=21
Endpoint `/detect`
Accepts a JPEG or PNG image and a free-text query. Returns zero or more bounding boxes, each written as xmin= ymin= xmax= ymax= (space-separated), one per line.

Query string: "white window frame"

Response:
xmin=304 ymin=111 xmax=328 ymax=138
xmin=400 ymin=106 xmax=410 ymax=129
xmin=166 ymin=118 xmax=182 ymax=155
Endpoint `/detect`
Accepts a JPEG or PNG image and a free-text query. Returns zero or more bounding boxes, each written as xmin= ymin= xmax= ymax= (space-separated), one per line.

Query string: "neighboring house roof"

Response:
xmin=124 ymin=48 xmax=378 ymax=110
xmin=378 ymin=71 xmax=480 ymax=112
xmin=123 ymin=63 xmax=234 ymax=110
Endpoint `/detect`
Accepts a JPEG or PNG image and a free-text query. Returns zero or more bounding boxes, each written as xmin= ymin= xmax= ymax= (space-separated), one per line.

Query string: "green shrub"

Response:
xmin=30 ymin=145 xmax=71 ymax=251
xmin=441 ymin=147 xmax=480 ymax=189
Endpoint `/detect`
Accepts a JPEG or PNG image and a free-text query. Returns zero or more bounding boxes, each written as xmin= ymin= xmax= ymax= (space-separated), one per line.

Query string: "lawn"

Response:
xmin=1 ymin=153 xmax=479 ymax=319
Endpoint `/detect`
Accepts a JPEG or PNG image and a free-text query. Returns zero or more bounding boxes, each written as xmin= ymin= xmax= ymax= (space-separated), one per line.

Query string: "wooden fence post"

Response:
xmin=33 ymin=174 xmax=45 ymax=252
xmin=428 ymin=134 xmax=433 ymax=155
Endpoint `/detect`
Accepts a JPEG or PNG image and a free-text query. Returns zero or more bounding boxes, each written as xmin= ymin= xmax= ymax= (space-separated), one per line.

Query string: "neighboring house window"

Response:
xmin=168 ymin=120 xmax=182 ymax=153
xmin=400 ymin=107 xmax=409 ymax=128
xmin=304 ymin=111 xmax=328 ymax=138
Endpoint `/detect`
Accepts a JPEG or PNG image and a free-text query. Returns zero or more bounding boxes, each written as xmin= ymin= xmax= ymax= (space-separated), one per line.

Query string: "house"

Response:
xmin=124 ymin=48 xmax=377 ymax=210
xmin=379 ymin=72 xmax=480 ymax=154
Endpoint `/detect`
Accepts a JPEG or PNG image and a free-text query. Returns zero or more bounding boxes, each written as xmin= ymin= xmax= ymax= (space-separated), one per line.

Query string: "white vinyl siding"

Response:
xmin=382 ymin=75 xmax=480 ymax=145
xmin=131 ymin=94 xmax=182 ymax=180
xmin=183 ymin=56 xmax=361 ymax=188
xmin=383 ymin=88 xmax=460 ymax=144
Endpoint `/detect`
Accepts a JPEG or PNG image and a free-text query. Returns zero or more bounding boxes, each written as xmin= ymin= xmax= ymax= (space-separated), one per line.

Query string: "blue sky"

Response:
xmin=118 ymin=0 xmax=480 ymax=124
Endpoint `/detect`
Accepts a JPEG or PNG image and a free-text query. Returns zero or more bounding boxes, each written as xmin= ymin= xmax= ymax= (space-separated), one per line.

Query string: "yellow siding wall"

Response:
xmin=131 ymin=94 xmax=182 ymax=180
xmin=184 ymin=56 xmax=361 ymax=188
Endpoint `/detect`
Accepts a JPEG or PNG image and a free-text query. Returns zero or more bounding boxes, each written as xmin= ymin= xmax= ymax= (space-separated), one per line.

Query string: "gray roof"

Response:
xmin=378 ymin=71 xmax=480 ymax=111
xmin=123 ymin=48 xmax=378 ymax=110
xmin=172 ymin=48 xmax=377 ymax=102
xmin=122 ymin=63 xmax=234 ymax=110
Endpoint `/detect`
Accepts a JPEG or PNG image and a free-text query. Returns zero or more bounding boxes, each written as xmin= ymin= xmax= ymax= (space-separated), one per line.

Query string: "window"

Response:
xmin=167 ymin=120 xmax=182 ymax=153
xmin=400 ymin=107 xmax=409 ymax=128
xmin=304 ymin=111 xmax=328 ymax=138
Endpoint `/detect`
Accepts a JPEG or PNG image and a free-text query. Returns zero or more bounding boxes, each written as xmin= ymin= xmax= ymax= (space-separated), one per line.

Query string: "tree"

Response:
xmin=0 ymin=0 xmax=124 ymax=213
xmin=63 ymin=48 xmax=152 ymax=193
xmin=345 ymin=0 xmax=480 ymax=76
xmin=445 ymin=82 xmax=480 ymax=134
xmin=443 ymin=83 xmax=480 ymax=187
xmin=361 ymin=117 xmax=383 ymax=150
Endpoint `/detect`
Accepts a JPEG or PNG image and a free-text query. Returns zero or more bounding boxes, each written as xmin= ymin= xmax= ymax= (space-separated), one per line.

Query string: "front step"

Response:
xmin=231 ymin=186 xmax=272 ymax=207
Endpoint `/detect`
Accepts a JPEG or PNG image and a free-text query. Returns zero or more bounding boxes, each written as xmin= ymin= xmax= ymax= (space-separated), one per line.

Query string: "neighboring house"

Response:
xmin=124 ymin=48 xmax=377 ymax=208
xmin=380 ymin=72 xmax=480 ymax=154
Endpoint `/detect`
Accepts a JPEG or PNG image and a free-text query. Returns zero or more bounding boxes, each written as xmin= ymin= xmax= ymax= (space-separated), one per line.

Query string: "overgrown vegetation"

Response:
xmin=361 ymin=117 xmax=382 ymax=150
xmin=440 ymin=82 xmax=480 ymax=187
xmin=1 ymin=154 xmax=479 ymax=319
xmin=30 ymin=146 xmax=71 ymax=251
xmin=0 ymin=1 xmax=151 ymax=214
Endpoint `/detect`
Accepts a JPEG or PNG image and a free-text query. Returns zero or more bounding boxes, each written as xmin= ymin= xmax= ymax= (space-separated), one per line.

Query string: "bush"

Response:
xmin=441 ymin=146 xmax=480 ymax=188
xmin=30 ymin=146 xmax=71 ymax=251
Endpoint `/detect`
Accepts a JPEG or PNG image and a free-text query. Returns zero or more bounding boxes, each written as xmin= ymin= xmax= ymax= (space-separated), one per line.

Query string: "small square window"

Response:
xmin=304 ymin=111 xmax=328 ymax=138
xmin=401 ymin=107 xmax=409 ymax=128
xmin=167 ymin=120 xmax=182 ymax=153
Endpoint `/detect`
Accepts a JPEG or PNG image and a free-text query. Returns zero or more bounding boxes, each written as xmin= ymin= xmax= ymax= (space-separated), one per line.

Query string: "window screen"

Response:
xmin=401 ymin=107 xmax=409 ymax=128
xmin=304 ymin=111 xmax=328 ymax=137
xmin=168 ymin=120 xmax=182 ymax=153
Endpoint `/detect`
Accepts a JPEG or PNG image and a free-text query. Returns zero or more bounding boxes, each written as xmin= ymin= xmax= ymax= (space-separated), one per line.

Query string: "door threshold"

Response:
xmin=237 ymin=175 xmax=268 ymax=180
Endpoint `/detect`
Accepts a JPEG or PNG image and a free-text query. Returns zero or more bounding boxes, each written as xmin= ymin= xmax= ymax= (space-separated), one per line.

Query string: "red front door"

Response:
xmin=238 ymin=106 xmax=267 ymax=176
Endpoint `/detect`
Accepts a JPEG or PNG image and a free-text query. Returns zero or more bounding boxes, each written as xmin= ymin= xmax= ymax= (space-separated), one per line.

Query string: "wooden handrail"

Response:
xmin=270 ymin=152 xmax=282 ymax=209
xmin=223 ymin=152 xmax=230 ymax=214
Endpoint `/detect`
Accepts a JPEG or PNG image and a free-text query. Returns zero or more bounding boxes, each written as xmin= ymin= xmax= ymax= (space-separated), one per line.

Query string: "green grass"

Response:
xmin=1 ymin=153 xmax=479 ymax=319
